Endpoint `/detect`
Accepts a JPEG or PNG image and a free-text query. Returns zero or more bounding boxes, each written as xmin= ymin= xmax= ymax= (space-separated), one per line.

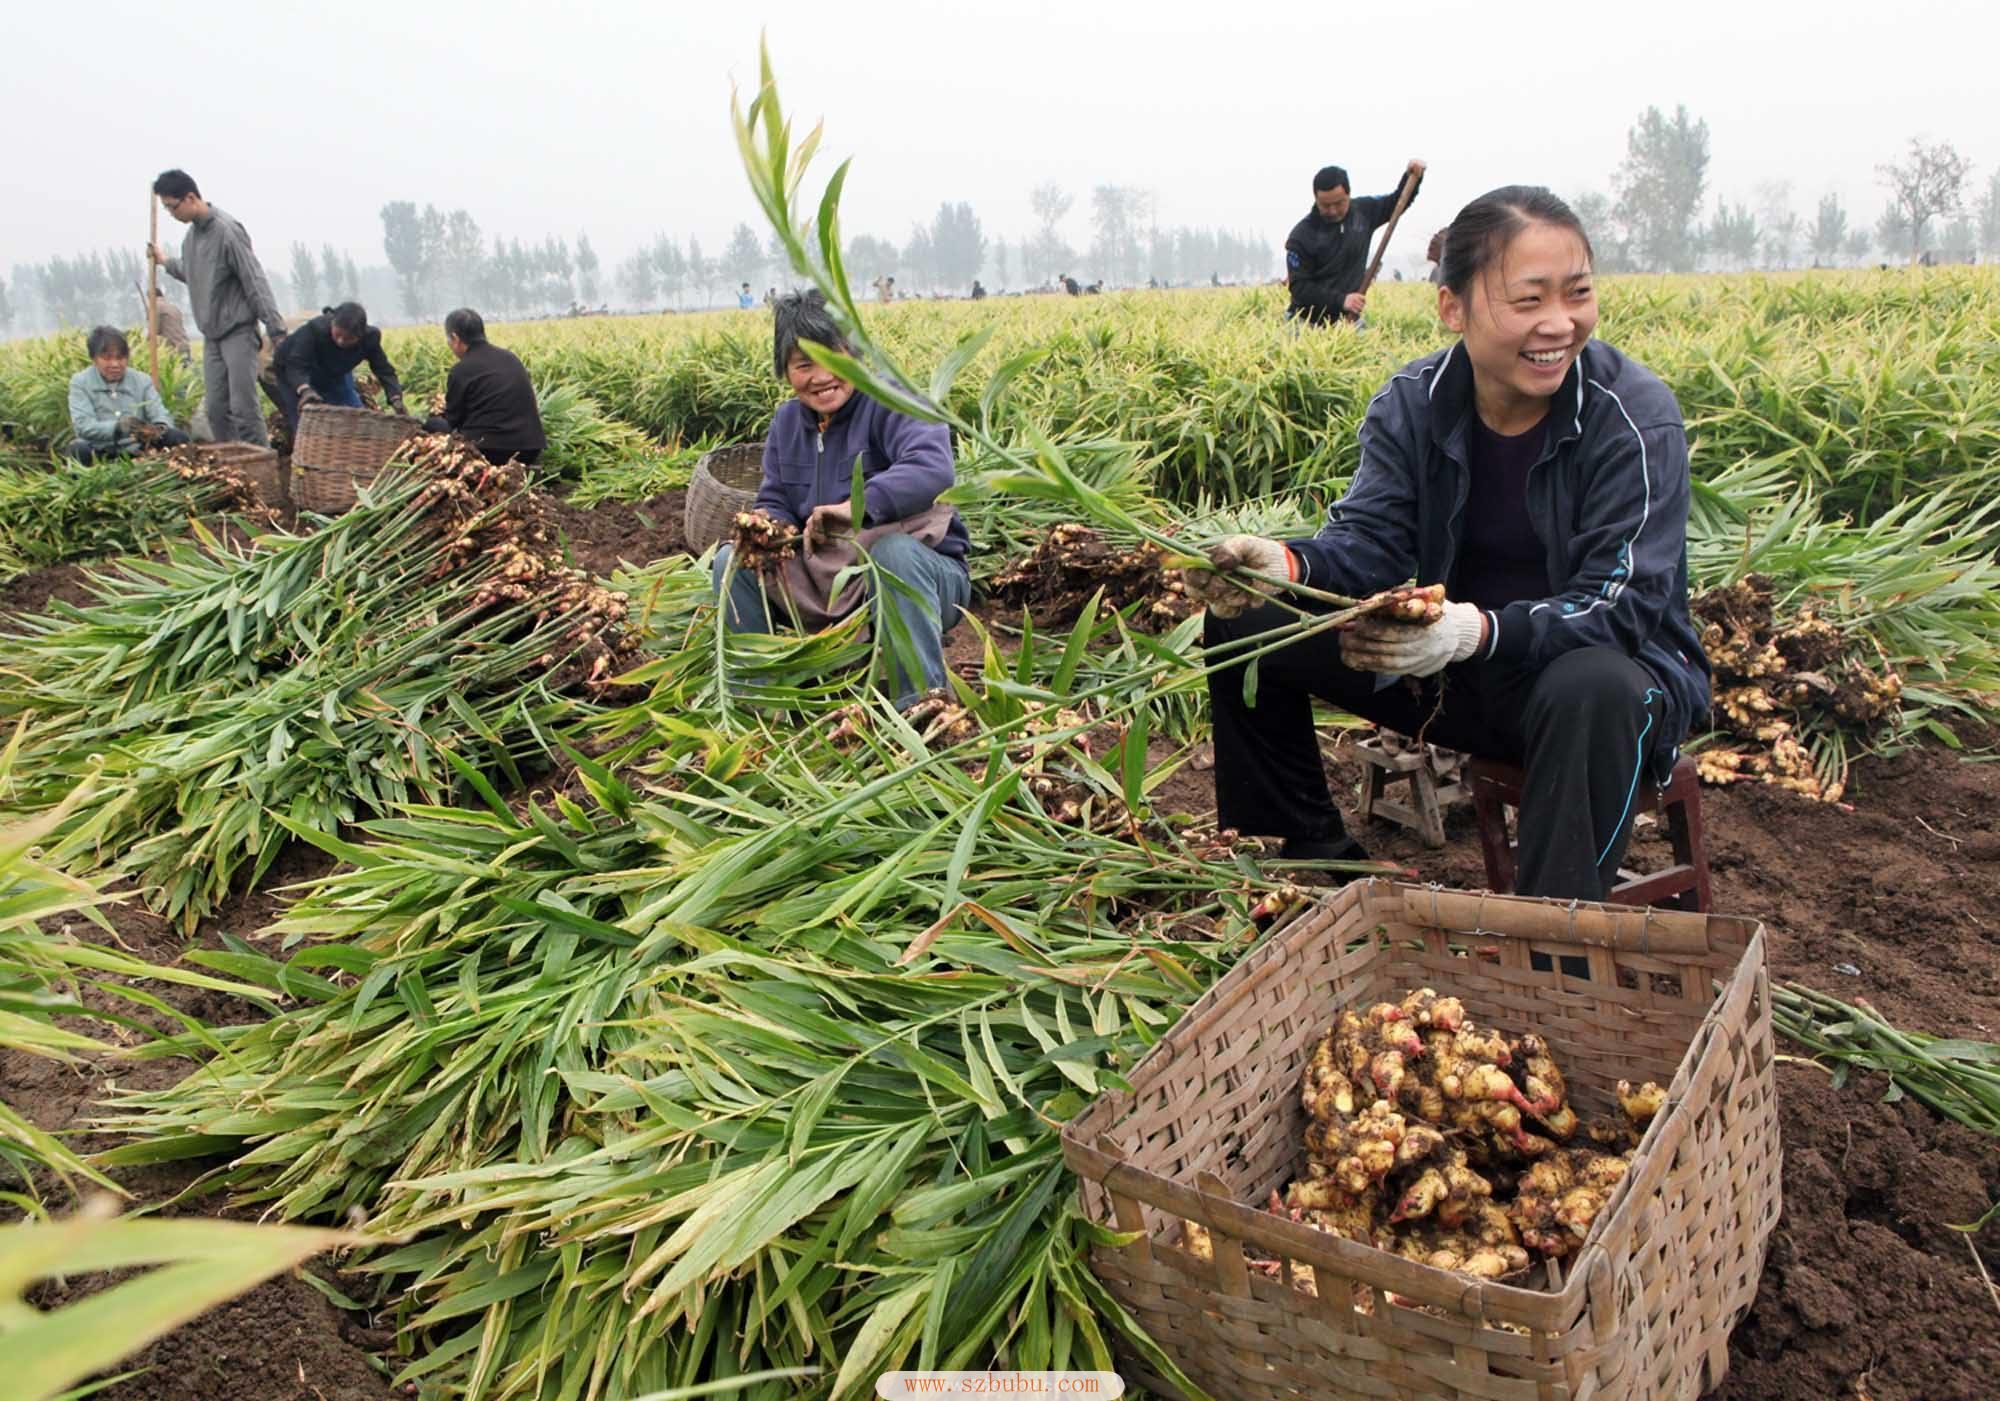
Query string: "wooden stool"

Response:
xmin=1468 ymin=753 xmax=1713 ymax=911
xmin=1355 ymin=732 xmax=1466 ymax=849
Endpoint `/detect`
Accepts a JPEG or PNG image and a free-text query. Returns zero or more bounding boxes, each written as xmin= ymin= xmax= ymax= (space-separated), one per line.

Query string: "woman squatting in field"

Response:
xmin=1187 ymin=186 xmax=1711 ymax=901
xmin=711 ymin=290 xmax=973 ymax=704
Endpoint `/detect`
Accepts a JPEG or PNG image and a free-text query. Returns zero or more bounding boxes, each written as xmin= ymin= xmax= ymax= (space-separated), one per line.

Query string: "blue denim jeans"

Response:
xmin=710 ymin=533 xmax=970 ymax=705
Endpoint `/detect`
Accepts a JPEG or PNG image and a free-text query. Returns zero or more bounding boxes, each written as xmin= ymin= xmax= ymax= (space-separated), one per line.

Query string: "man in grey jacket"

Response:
xmin=148 ymin=169 xmax=288 ymax=445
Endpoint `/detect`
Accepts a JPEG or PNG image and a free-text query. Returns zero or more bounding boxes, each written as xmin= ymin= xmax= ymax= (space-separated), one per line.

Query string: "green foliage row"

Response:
xmin=5 ymin=272 xmax=1997 ymax=528
xmin=360 ymin=270 xmax=2000 ymax=517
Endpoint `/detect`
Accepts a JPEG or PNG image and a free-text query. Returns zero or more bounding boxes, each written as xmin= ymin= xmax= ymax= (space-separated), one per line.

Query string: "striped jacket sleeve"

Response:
xmin=1285 ymin=370 xmax=1430 ymax=599
xmin=1483 ymin=392 xmax=1690 ymax=669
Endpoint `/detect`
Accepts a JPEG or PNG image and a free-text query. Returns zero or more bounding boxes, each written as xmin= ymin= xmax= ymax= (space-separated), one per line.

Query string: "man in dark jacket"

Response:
xmin=1285 ymin=159 xmax=1425 ymax=325
xmin=425 ymin=308 xmax=545 ymax=466
xmin=267 ymin=302 xmax=407 ymax=435
xmin=712 ymin=290 xmax=970 ymax=703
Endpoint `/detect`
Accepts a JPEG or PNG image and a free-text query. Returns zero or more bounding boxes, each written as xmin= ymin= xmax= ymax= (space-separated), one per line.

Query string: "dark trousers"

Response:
xmin=265 ymin=372 xmax=361 ymax=436
xmin=1205 ymin=604 xmax=1668 ymax=901
xmin=66 ymin=428 xmax=189 ymax=464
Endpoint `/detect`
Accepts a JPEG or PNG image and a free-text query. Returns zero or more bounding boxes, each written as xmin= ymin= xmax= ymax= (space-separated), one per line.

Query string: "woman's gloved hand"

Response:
xmin=1180 ymin=535 xmax=1294 ymax=619
xmin=1339 ymin=597 xmax=1486 ymax=677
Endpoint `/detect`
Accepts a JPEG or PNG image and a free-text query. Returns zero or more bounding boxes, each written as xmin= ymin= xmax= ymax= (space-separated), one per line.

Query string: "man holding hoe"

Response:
xmin=1285 ymin=158 xmax=1426 ymax=325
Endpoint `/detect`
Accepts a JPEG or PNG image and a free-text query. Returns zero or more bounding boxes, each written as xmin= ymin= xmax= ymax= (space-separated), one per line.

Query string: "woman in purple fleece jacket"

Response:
xmin=710 ymin=290 xmax=972 ymax=703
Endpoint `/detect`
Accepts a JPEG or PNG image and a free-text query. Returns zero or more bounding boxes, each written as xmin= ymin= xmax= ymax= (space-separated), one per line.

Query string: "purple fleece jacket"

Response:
xmin=754 ymin=393 xmax=971 ymax=561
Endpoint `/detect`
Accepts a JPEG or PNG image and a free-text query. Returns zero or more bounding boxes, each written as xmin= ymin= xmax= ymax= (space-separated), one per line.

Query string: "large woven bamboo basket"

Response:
xmin=684 ymin=442 xmax=766 ymax=551
xmin=198 ymin=442 xmax=285 ymax=508
xmin=291 ymin=404 xmax=424 ymax=514
xmin=1061 ymin=879 xmax=1781 ymax=1401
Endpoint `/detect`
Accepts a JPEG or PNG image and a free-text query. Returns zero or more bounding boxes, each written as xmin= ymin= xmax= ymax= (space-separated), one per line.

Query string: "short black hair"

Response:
xmin=443 ymin=307 xmax=487 ymax=346
xmin=1312 ymin=165 xmax=1350 ymax=194
xmin=153 ymin=169 xmax=199 ymax=200
xmin=330 ymin=302 xmax=368 ymax=336
xmin=86 ymin=326 xmax=130 ymax=359
xmin=771 ymin=289 xmax=849 ymax=380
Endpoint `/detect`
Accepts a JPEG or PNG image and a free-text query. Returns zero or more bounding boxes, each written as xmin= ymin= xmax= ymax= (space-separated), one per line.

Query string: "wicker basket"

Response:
xmin=291 ymin=404 xmax=424 ymax=514
xmin=198 ymin=442 xmax=285 ymax=508
xmin=1060 ymin=879 xmax=1780 ymax=1401
xmin=684 ymin=442 xmax=767 ymax=551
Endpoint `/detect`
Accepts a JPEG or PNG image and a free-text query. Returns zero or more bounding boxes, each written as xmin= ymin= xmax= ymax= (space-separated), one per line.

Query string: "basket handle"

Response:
xmin=1401 ymin=886 xmax=1729 ymax=955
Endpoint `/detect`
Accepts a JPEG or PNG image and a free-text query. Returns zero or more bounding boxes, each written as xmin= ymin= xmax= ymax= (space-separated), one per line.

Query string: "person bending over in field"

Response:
xmin=66 ymin=326 xmax=189 ymax=463
xmin=425 ymin=308 xmax=546 ymax=466
xmin=266 ymin=301 xmax=408 ymax=436
xmin=1188 ymin=186 xmax=1709 ymax=902
xmin=711 ymin=289 xmax=972 ymax=706
xmin=1285 ymin=159 xmax=1425 ymax=326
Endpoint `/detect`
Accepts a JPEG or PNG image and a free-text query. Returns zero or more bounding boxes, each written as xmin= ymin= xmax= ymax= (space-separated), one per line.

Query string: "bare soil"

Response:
xmin=6 ymin=524 xmax=1999 ymax=1400
xmin=2 ymin=560 xmax=107 ymax=617
xmin=539 ymin=487 xmax=689 ymax=579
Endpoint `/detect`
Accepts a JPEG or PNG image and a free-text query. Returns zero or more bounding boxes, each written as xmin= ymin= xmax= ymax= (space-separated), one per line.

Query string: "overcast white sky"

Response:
xmin=3 ymin=0 xmax=1993 ymax=278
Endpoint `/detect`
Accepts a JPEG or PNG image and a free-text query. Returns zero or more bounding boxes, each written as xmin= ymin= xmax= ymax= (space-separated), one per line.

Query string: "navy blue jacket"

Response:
xmin=1284 ymin=172 xmax=1420 ymax=324
xmin=274 ymin=314 xmax=403 ymax=401
xmin=1289 ymin=340 xmax=1710 ymax=776
xmin=756 ymin=393 xmax=971 ymax=562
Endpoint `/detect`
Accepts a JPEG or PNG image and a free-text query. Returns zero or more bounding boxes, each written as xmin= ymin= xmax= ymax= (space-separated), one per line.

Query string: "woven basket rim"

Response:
xmin=694 ymin=441 xmax=767 ymax=489
xmin=292 ymin=404 xmax=423 ymax=475
xmin=1061 ymin=878 xmax=1775 ymax=1331
xmin=296 ymin=402 xmax=424 ymax=425
xmin=685 ymin=442 xmax=768 ymax=551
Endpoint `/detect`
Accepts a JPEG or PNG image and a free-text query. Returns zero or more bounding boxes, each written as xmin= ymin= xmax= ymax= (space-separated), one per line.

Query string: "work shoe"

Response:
xmin=1278 ymin=834 xmax=1372 ymax=864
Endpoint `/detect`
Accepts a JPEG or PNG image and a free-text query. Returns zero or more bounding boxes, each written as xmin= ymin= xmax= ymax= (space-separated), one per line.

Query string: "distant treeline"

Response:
xmin=10 ymin=116 xmax=1996 ymax=338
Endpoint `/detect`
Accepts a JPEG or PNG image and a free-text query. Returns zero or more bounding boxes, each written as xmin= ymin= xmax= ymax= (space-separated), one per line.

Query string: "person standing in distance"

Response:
xmin=148 ymin=170 xmax=289 ymax=444
xmin=1284 ymin=159 xmax=1425 ymax=326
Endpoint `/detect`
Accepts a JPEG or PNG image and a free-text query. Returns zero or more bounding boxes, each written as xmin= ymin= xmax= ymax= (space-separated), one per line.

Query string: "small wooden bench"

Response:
xmin=1467 ymin=752 xmax=1712 ymax=912
xmin=1354 ymin=732 xmax=1466 ymax=848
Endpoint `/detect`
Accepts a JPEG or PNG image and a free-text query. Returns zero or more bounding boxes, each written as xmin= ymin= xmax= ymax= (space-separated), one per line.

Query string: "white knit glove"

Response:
xmin=1182 ymin=535 xmax=1293 ymax=619
xmin=1340 ymin=600 xmax=1486 ymax=677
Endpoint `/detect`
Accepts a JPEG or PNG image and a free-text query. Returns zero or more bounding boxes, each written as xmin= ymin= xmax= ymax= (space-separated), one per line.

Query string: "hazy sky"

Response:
xmin=4 ymin=0 xmax=1993 ymax=280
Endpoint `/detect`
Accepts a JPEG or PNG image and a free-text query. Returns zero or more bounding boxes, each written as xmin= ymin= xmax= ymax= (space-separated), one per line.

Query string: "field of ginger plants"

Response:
xmin=2 ymin=190 xmax=1999 ymax=1399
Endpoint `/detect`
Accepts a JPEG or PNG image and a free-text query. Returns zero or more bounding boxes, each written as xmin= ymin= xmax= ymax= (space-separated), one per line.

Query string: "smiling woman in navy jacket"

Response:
xmin=1188 ymin=186 xmax=1710 ymax=901
xmin=711 ymin=290 xmax=972 ymax=703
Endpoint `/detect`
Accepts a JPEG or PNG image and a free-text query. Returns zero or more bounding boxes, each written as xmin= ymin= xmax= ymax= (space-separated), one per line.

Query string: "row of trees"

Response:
xmin=284 ymin=244 xmax=365 ymax=312
xmin=612 ymin=228 xmax=774 ymax=311
xmin=1589 ymin=108 xmax=2000 ymax=271
xmin=2 ymin=246 xmax=376 ymax=338
xmin=1 ymin=248 xmax=206 ymax=337
xmin=7 ymin=128 xmax=1994 ymax=337
xmin=378 ymin=204 xmax=603 ymax=320
xmin=605 ymin=188 xmax=1274 ymax=312
xmin=1009 ymin=182 xmax=1273 ymax=289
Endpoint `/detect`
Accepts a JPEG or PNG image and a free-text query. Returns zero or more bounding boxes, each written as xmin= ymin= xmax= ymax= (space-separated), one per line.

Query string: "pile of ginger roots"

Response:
xmin=1187 ymin=989 xmax=1664 ymax=1291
